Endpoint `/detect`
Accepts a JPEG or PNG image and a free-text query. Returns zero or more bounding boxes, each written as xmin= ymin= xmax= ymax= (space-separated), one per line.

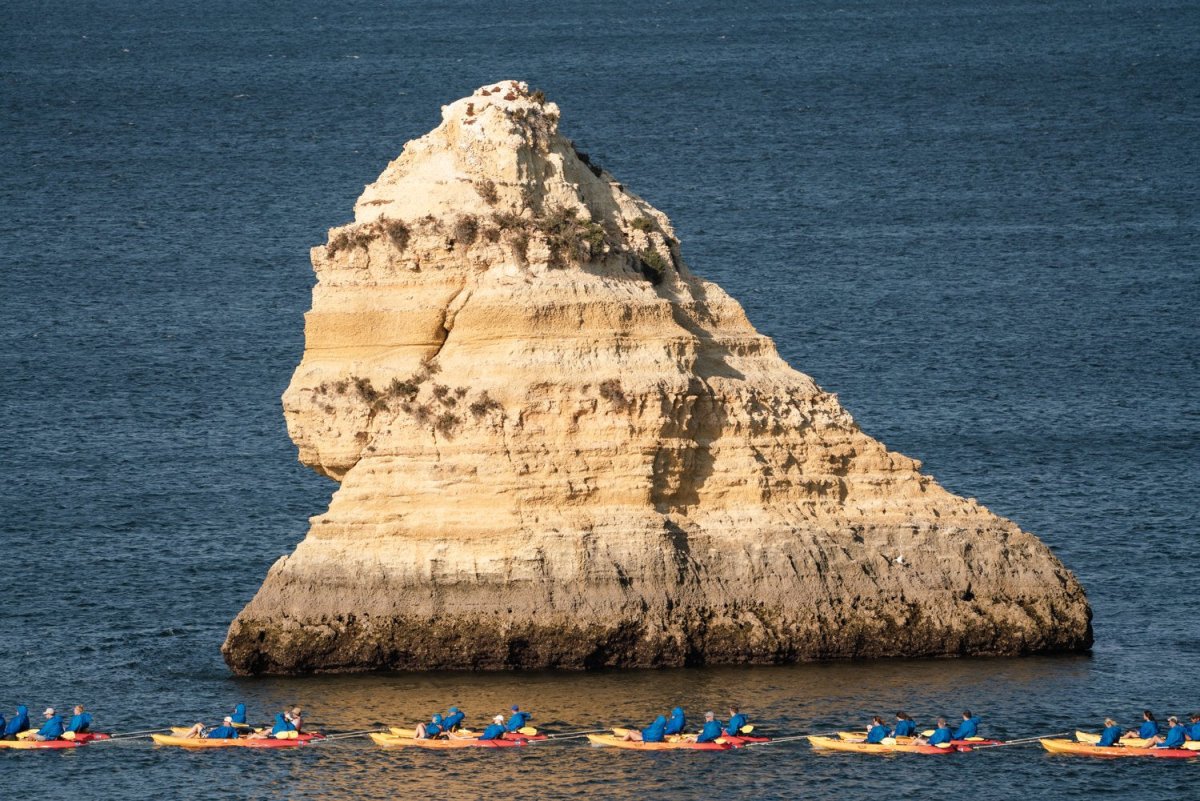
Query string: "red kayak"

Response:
xmin=502 ymin=732 xmax=547 ymax=742
xmin=73 ymin=733 xmax=112 ymax=743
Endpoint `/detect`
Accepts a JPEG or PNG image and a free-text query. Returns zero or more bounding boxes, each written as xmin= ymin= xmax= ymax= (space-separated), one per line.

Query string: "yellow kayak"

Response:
xmin=1073 ymin=731 xmax=1200 ymax=751
xmin=150 ymin=733 xmax=311 ymax=748
xmin=587 ymin=734 xmax=730 ymax=751
xmin=369 ymin=732 xmax=524 ymax=749
xmin=0 ymin=739 xmax=84 ymax=750
xmin=808 ymin=735 xmax=953 ymax=755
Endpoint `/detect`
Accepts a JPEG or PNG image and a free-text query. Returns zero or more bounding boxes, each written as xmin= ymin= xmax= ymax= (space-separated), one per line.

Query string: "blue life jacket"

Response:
xmin=424 ymin=722 xmax=443 ymax=738
xmin=1138 ymin=720 xmax=1158 ymax=739
xmin=927 ymin=727 xmax=952 ymax=746
xmin=697 ymin=720 xmax=723 ymax=743
xmin=1159 ymin=725 xmax=1186 ymax=749
xmin=37 ymin=716 xmax=65 ymax=740
xmin=1097 ymin=725 xmax=1122 ymax=747
xmin=866 ymin=724 xmax=889 ymax=744
xmin=206 ymin=725 xmax=239 ymax=739
xmin=641 ymin=715 xmax=667 ymax=743
xmin=479 ymin=723 xmax=506 ymax=741
xmin=664 ymin=707 xmax=686 ymax=736
xmin=271 ymin=713 xmax=296 ymax=736
xmin=443 ymin=709 xmax=465 ymax=731
xmin=1187 ymin=722 xmax=1200 ymax=740
xmin=952 ymin=718 xmax=979 ymax=739
xmin=66 ymin=712 xmax=93 ymax=733
xmin=726 ymin=713 xmax=747 ymax=735
xmin=231 ymin=704 xmax=247 ymax=724
xmin=0 ymin=715 xmax=5 ymax=734
xmin=893 ymin=720 xmax=917 ymax=737
xmin=4 ymin=706 xmax=30 ymax=736
xmin=506 ymin=711 xmax=531 ymax=732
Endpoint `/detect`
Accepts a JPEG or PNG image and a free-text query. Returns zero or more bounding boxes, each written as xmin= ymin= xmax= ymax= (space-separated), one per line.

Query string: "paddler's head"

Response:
xmin=728 ymin=705 xmax=739 ymax=715
xmin=223 ymin=716 xmax=233 ymax=725
xmin=511 ymin=705 xmax=520 ymax=712
xmin=896 ymin=711 xmax=910 ymax=721
xmin=961 ymin=710 xmax=972 ymax=720
xmin=73 ymin=705 xmax=84 ymax=715
xmin=1191 ymin=713 xmax=1200 ymax=723
xmin=43 ymin=708 xmax=54 ymax=719
xmin=1104 ymin=718 xmax=1117 ymax=727
xmin=1144 ymin=710 xmax=1155 ymax=721
xmin=872 ymin=716 xmax=885 ymax=726
xmin=704 ymin=711 xmax=715 ymax=722
xmin=937 ymin=717 xmax=948 ymax=728
xmin=493 ymin=715 xmax=505 ymax=725
xmin=1168 ymin=716 xmax=1179 ymax=726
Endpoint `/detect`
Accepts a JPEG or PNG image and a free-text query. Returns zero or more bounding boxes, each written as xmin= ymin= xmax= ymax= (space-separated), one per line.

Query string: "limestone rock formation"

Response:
xmin=222 ymin=81 xmax=1092 ymax=674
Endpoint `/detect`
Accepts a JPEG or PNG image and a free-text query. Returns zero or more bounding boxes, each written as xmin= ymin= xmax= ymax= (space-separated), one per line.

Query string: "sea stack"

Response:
xmin=223 ymin=81 xmax=1091 ymax=674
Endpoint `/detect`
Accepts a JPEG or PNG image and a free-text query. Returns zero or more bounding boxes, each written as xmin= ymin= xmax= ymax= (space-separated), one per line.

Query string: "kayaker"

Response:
xmin=416 ymin=713 xmax=445 ymax=739
xmin=725 ymin=706 xmax=748 ymax=736
xmin=1126 ymin=710 xmax=1158 ymax=740
xmin=863 ymin=716 xmax=890 ymax=744
xmin=65 ymin=705 xmax=93 ymax=734
xmin=621 ymin=714 xmax=668 ymax=743
xmin=0 ymin=712 xmax=5 ymax=736
xmin=230 ymin=703 xmax=248 ymax=726
xmin=34 ymin=708 xmax=65 ymax=741
xmin=1151 ymin=716 xmax=1186 ymax=749
xmin=285 ymin=707 xmax=304 ymax=732
xmin=1096 ymin=718 xmax=1123 ymax=747
xmin=443 ymin=706 xmax=465 ymax=732
xmin=695 ymin=711 xmax=723 ymax=744
xmin=951 ymin=710 xmax=980 ymax=739
xmin=270 ymin=712 xmax=297 ymax=737
xmin=913 ymin=717 xmax=952 ymax=746
xmin=505 ymin=705 xmax=532 ymax=732
xmin=664 ymin=706 xmax=686 ymax=737
xmin=2 ymin=706 xmax=30 ymax=739
xmin=478 ymin=714 xmax=507 ymax=741
xmin=1186 ymin=713 xmax=1200 ymax=741
xmin=892 ymin=712 xmax=917 ymax=738
xmin=206 ymin=717 xmax=241 ymax=739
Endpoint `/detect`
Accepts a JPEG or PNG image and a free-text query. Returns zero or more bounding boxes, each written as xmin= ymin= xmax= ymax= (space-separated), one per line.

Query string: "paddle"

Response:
xmin=966 ymin=732 xmax=1072 ymax=750
xmin=518 ymin=726 xmax=539 ymax=736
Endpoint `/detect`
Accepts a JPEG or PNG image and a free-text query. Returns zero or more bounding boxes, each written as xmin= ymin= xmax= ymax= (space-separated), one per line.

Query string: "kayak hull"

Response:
xmin=836 ymin=731 xmax=1000 ymax=747
xmin=370 ymin=733 xmax=524 ymax=749
xmin=0 ymin=739 xmax=84 ymax=750
xmin=808 ymin=735 xmax=953 ymax=755
xmin=150 ymin=734 xmax=310 ymax=748
xmin=1040 ymin=739 xmax=1198 ymax=758
xmin=587 ymin=734 xmax=731 ymax=751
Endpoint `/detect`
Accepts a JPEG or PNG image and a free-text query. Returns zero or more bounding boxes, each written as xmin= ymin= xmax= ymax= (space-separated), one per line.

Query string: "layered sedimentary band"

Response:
xmin=223 ymin=81 xmax=1091 ymax=674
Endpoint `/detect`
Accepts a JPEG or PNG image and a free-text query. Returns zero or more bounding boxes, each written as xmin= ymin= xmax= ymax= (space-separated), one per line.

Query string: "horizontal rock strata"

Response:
xmin=223 ymin=81 xmax=1091 ymax=674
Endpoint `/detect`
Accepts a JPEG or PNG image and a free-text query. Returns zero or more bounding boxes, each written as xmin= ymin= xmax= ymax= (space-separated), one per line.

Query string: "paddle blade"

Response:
xmin=61 ymin=731 xmax=76 ymax=741
xmin=881 ymin=737 xmax=897 ymax=745
xmin=934 ymin=741 xmax=953 ymax=749
xmin=921 ymin=730 xmax=935 ymax=737
xmin=739 ymin=725 xmax=754 ymax=734
xmin=518 ymin=726 xmax=538 ymax=736
xmin=16 ymin=730 xmax=36 ymax=741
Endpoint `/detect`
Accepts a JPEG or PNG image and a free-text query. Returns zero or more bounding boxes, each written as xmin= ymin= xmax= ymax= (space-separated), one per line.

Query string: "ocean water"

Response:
xmin=1 ymin=0 xmax=1197 ymax=796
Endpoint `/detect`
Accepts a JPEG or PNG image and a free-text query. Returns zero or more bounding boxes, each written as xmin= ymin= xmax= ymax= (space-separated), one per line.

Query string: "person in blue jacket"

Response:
xmin=1152 ymin=716 xmax=1187 ymax=749
xmin=66 ymin=705 xmax=93 ymax=734
xmin=506 ymin=706 xmax=532 ymax=732
xmin=1096 ymin=718 xmax=1123 ymax=747
xmin=892 ymin=712 xmax=917 ymax=738
xmin=2 ymin=706 xmax=30 ymax=739
xmin=620 ymin=714 xmax=667 ymax=743
xmin=34 ymin=708 xmax=66 ymax=741
xmin=416 ymin=713 xmax=444 ymax=739
xmin=664 ymin=707 xmax=686 ymax=737
xmin=695 ymin=711 xmax=723 ymax=744
xmin=478 ymin=714 xmax=507 ymax=741
xmin=725 ymin=706 xmax=748 ymax=736
xmin=443 ymin=706 xmax=465 ymax=732
xmin=230 ymin=703 xmax=248 ymax=726
xmin=863 ymin=716 xmax=890 ymax=744
xmin=952 ymin=711 xmax=980 ymax=740
xmin=206 ymin=717 xmax=240 ymax=739
xmin=915 ymin=717 xmax=953 ymax=746
xmin=270 ymin=712 xmax=296 ymax=737
xmin=1185 ymin=713 xmax=1200 ymax=741
xmin=1127 ymin=710 xmax=1158 ymax=740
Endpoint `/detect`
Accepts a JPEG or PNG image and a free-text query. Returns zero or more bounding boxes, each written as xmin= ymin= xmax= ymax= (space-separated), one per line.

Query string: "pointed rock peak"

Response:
xmin=333 ymin=82 xmax=679 ymax=285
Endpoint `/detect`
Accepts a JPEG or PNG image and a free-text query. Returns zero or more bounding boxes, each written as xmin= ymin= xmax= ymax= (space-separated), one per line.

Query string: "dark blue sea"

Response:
xmin=2 ymin=0 xmax=1197 ymax=796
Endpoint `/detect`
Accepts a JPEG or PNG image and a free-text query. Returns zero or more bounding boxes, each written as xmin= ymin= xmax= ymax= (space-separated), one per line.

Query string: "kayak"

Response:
xmin=1074 ymin=731 xmax=1200 ymax=750
xmin=150 ymin=734 xmax=311 ymax=748
xmin=0 ymin=739 xmax=85 ymax=750
xmin=71 ymin=733 xmax=111 ymax=743
xmin=587 ymin=734 xmax=731 ymax=751
xmin=1040 ymin=739 xmax=1198 ymax=759
xmin=385 ymin=727 xmax=543 ymax=742
xmin=836 ymin=731 xmax=1001 ymax=747
xmin=609 ymin=727 xmax=760 ymax=747
xmin=169 ymin=727 xmax=321 ymax=741
xmin=370 ymin=732 xmax=524 ymax=749
xmin=808 ymin=735 xmax=954 ymax=755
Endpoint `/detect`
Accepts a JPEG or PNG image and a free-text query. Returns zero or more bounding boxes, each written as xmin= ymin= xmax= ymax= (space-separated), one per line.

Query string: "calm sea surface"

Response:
xmin=2 ymin=0 xmax=1197 ymax=797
